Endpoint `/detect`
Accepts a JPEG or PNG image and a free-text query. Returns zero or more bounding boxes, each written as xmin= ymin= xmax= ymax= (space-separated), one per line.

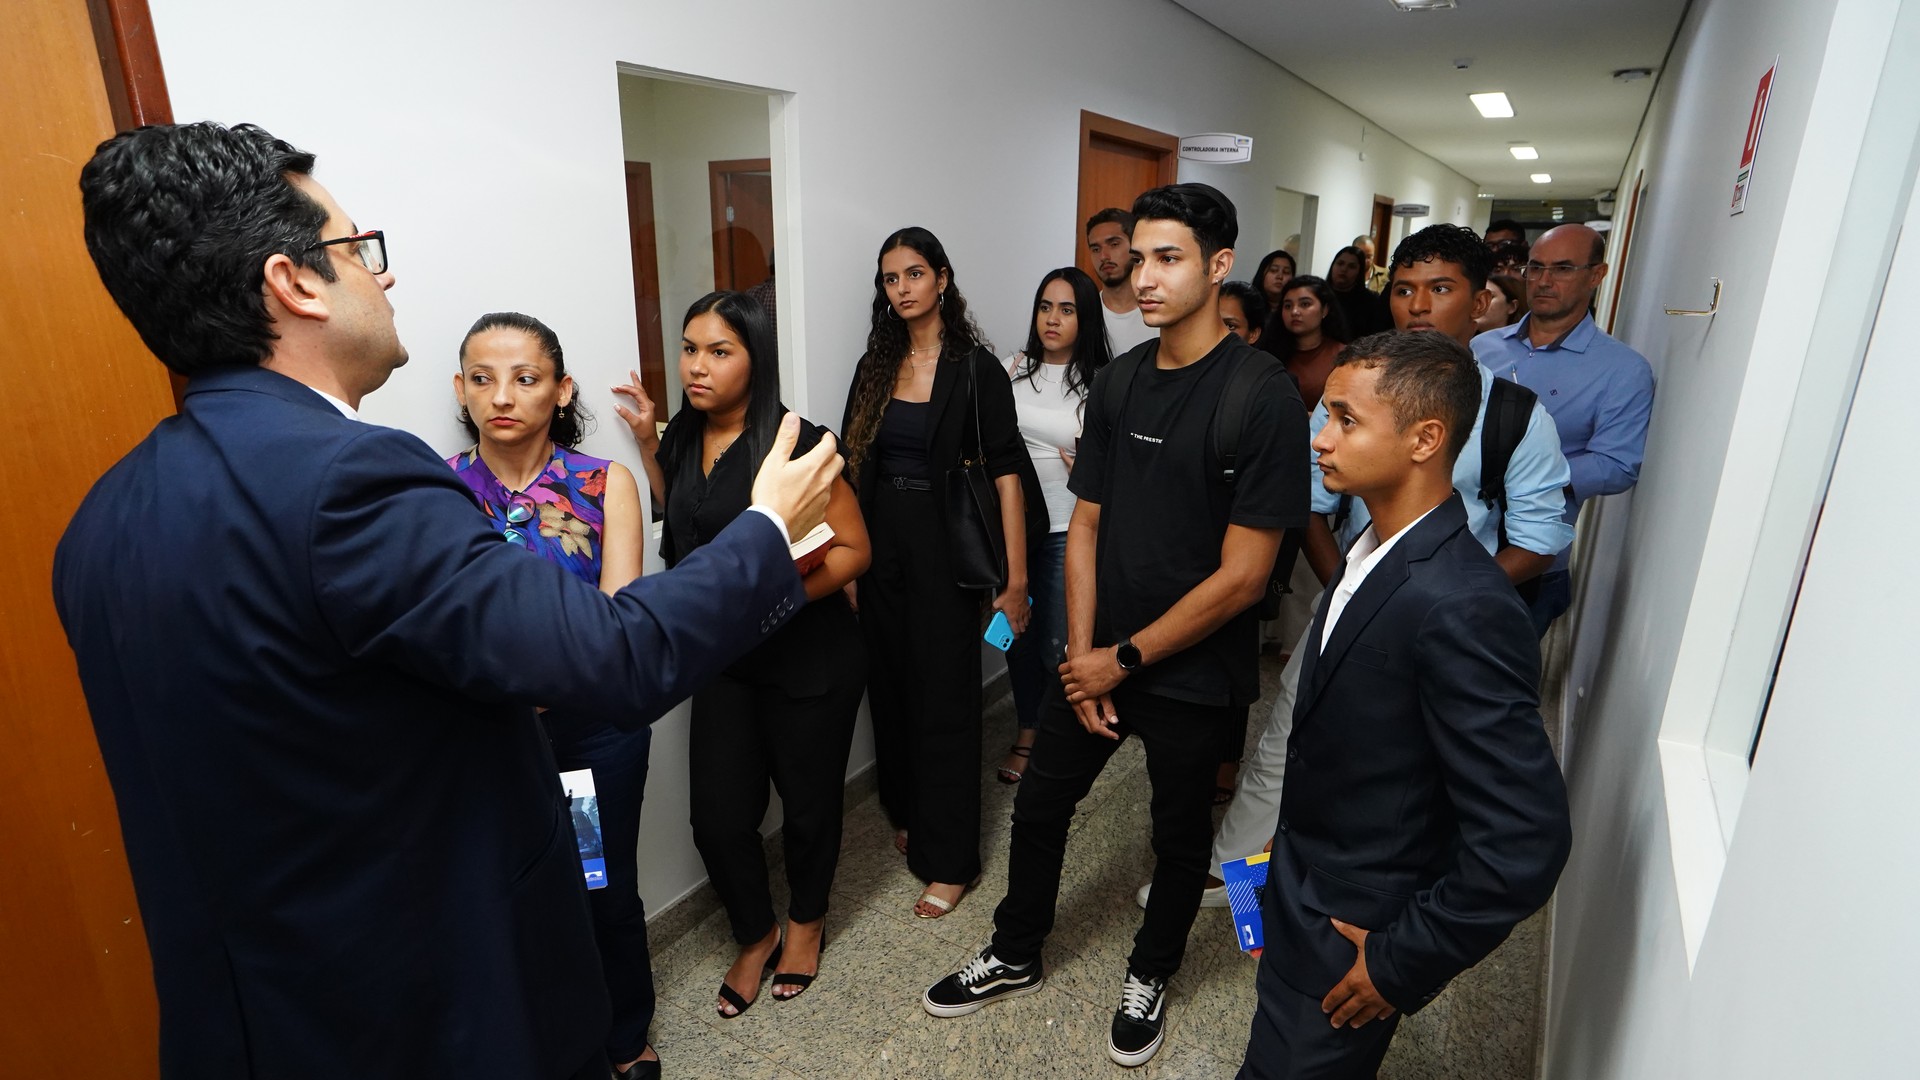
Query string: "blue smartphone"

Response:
xmin=983 ymin=611 xmax=1016 ymax=652
xmin=983 ymin=598 xmax=1032 ymax=652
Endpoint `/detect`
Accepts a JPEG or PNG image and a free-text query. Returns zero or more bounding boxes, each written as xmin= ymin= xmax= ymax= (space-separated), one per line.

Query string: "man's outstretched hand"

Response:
xmin=750 ymin=413 xmax=841 ymax=544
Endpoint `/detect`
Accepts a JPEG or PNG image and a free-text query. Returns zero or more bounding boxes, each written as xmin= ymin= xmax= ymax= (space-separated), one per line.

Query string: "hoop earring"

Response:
xmin=887 ymin=305 xmax=901 ymax=320
xmin=459 ymin=407 xmax=471 ymax=424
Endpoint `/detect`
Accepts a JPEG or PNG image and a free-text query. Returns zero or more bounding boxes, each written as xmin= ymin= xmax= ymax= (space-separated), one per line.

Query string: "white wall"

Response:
xmin=1544 ymin=0 xmax=1920 ymax=1075
xmin=146 ymin=0 xmax=1479 ymax=915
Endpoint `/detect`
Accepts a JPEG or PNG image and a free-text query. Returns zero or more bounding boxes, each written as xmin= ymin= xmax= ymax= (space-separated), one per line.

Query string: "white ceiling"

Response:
xmin=1171 ymin=0 xmax=1689 ymax=200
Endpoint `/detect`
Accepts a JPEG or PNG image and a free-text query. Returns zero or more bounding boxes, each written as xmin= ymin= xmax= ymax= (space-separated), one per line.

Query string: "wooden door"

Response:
xmin=1076 ymin=111 xmax=1178 ymax=275
xmin=709 ymin=158 xmax=774 ymax=291
xmin=1370 ymin=195 xmax=1394 ymax=275
xmin=623 ymin=161 xmax=668 ymax=415
xmin=3 ymin=0 xmax=173 ymax=1070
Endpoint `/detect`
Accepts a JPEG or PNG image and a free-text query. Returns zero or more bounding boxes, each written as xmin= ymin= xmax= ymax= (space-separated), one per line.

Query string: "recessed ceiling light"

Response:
xmin=1531 ymin=173 xmax=1553 ymax=184
xmin=1389 ymin=0 xmax=1457 ymax=10
xmin=1470 ymin=92 xmax=1515 ymax=119
xmin=1509 ymin=145 xmax=1540 ymax=160
xmin=1612 ymin=68 xmax=1654 ymax=83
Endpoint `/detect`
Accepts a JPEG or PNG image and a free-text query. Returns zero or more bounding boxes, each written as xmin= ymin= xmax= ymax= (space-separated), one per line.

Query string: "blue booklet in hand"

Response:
xmin=559 ymin=768 xmax=608 ymax=890
xmin=1221 ymin=852 xmax=1270 ymax=954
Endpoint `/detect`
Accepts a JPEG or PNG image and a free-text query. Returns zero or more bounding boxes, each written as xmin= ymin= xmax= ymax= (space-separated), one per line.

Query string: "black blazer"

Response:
xmin=845 ymin=345 xmax=1047 ymax=576
xmin=1261 ymin=492 xmax=1571 ymax=1014
xmin=52 ymin=366 xmax=807 ymax=1079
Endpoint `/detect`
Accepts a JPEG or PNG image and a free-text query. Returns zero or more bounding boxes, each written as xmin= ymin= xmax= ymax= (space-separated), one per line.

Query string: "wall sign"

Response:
xmin=1178 ymin=133 xmax=1253 ymax=164
xmin=1731 ymin=58 xmax=1777 ymax=215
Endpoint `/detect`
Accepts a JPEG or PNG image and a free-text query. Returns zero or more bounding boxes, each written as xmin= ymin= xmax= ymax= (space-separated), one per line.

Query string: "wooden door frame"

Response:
xmin=623 ymin=161 xmax=667 ymax=415
xmin=1076 ymin=110 xmax=1178 ymax=259
xmin=708 ymin=157 xmax=772 ymax=290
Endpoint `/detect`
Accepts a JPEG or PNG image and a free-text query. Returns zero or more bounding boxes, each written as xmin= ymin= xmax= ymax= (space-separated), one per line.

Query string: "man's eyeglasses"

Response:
xmin=307 ymin=229 xmax=388 ymax=275
xmin=1520 ymin=261 xmax=1598 ymax=282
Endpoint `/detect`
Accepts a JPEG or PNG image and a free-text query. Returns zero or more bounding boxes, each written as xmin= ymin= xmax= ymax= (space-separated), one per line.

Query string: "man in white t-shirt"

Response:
xmin=1086 ymin=207 xmax=1157 ymax=355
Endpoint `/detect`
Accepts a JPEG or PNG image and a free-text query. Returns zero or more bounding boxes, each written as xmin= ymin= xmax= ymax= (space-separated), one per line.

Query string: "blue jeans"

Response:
xmin=1006 ymin=531 xmax=1069 ymax=731
xmin=543 ymin=710 xmax=655 ymax=1064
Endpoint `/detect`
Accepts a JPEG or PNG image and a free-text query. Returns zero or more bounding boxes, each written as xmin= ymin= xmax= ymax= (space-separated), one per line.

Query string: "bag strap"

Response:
xmin=1478 ymin=376 xmax=1538 ymax=551
xmin=1213 ymin=350 xmax=1283 ymax=485
xmin=961 ymin=348 xmax=988 ymax=468
xmin=1095 ymin=341 xmax=1153 ymax=503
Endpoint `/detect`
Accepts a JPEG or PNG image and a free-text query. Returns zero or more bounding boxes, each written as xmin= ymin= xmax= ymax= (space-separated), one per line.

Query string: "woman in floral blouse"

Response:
xmin=448 ymin=311 xmax=657 ymax=1080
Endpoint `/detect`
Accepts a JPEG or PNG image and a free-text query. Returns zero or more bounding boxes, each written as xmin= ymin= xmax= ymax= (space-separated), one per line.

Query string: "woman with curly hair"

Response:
xmin=841 ymin=227 xmax=1045 ymax=920
xmin=447 ymin=312 xmax=656 ymax=1078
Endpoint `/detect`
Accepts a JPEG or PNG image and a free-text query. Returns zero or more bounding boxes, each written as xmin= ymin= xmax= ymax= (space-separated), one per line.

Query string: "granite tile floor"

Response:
xmin=645 ymin=641 xmax=1562 ymax=1079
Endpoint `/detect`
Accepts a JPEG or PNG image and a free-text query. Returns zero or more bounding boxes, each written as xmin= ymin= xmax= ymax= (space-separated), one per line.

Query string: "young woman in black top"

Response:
xmin=841 ymin=227 xmax=1045 ymax=920
xmin=615 ymin=292 xmax=870 ymax=1017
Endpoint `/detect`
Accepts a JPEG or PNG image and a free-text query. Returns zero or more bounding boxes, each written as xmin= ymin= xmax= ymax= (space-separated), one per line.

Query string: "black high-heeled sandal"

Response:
xmin=715 ymin=941 xmax=783 ymax=1018
xmin=997 ymin=744 xmax=1033 ymax=784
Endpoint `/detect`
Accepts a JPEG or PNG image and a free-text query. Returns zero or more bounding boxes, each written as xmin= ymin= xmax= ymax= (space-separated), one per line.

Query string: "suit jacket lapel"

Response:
xmin=1301 ymin=493 xmax=1472 ymax=707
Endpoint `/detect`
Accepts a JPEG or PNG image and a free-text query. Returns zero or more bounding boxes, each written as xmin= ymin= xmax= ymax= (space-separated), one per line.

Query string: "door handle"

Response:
xmin=1664 ymin=277 xmax=1722 ymax=317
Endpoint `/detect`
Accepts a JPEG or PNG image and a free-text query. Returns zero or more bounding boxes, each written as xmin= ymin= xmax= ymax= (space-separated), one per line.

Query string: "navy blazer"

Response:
xmin=1261 ymin=492 xmax=1571 ymax=1013
xmin=52 ymin=366 xmax=807 ymax=1079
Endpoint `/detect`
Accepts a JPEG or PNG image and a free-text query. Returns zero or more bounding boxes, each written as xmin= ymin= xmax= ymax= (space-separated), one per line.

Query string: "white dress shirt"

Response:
xmin=308 ymin=386 xmax=359 ymax=420
xmin=1320 ymin=503 xmax=1440 ymax=650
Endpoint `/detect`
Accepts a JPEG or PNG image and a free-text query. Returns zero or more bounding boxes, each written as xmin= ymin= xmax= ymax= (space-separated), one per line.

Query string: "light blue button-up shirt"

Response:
xmin=1472 ymin=313 xmax=1655 ymax=514
xmin=1310 ymin=363 xmax=1575 ymax=558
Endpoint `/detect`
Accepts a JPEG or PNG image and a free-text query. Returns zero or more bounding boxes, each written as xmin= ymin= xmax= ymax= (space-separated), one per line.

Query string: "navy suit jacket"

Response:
xmin=1260 ymin=492 xmax=1571 ymax=1013
xmin=52 ymin=367 xmax=807 ymax=1079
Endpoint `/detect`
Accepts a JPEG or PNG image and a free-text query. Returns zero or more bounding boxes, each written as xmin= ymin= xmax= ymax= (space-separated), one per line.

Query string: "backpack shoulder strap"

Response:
xmin=1479 ymin=375 xmax=1539 ymax=549
xmin=1213 ymin=349 xmax=1283 ymax=485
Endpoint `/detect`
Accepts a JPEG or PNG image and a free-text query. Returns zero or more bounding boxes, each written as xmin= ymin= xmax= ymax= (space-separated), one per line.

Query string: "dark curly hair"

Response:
xmin=1014 ymin=266 xmax=1110 ymax=402
xmin=457 ymin=312 xmax=594 ymax=447
xmin=1389 ymin=223 xmax=1495 ymax=292
xmin=80 ymin=121 xmax=336 ymax=375
xmin=842 ymin=227 xmax=986 ymax=484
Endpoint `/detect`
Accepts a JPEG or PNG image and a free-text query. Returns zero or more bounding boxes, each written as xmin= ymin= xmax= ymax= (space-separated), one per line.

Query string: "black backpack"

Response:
xmin=1094 ymin=341 xmax=1305 ymax=621
xmin=1329 ymin=373 xmax=1540 ymax=593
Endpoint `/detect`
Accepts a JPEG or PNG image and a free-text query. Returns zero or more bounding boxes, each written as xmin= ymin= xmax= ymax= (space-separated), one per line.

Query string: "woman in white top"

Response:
xmin=997 ymin=266 xmax=1112 ymax=783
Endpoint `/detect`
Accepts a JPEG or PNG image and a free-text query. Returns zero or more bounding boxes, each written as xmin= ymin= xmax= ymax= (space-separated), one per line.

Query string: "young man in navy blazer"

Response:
xmin=1238 ymin=332 xmax=1572 ymax=1079
xmin=54 ymin=122 xmax=841 ymax=1080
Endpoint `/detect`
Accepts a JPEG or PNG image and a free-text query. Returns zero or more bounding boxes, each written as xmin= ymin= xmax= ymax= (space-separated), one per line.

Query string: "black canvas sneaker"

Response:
xmin=922 ymin=946 xmax=1045 ymax=1017
xmin=1108 ymin=970 xmax=1168 ymax=1067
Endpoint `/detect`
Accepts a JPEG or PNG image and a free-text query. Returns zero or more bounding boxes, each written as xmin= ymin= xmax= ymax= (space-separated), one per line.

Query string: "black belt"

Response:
xmin=881 ymin=475 xmax=932 ymax=491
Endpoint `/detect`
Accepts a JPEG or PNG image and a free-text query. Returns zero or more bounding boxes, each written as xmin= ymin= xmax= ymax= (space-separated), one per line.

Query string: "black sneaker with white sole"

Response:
xmin=1108 ymin=970 xmax=1168 ymax=1067
xmin=923 ymin=946 xmax=1045 ymax=1017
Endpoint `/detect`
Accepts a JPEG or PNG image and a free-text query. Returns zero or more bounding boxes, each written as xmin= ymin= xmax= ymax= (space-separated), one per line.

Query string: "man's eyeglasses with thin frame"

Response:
xmin=1519 ymin=261 xmax=1598 ymax=282
xmin=307 ymin=230 xmax=387 ymax=275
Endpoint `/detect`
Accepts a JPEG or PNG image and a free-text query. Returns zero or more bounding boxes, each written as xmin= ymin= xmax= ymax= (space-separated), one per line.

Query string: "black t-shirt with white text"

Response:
xmin=1068 ymin=334 xmax=1310 ymax=707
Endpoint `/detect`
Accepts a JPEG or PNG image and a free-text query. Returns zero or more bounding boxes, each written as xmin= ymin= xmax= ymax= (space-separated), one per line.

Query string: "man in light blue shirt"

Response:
xmin=1473 ymin=223 xmax=1655 ymax=634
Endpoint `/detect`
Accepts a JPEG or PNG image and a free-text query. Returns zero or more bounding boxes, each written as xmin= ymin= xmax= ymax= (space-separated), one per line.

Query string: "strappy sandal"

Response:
xmin=715 ymin=941 xmax=783 ymax=1018
xmin=914 ymin=876 xmax=983 ymax=920
xmin=997 ymin=744 xmax=1033 ymax=784
xmin=772 ymin=945 xmax=823 ymax=1003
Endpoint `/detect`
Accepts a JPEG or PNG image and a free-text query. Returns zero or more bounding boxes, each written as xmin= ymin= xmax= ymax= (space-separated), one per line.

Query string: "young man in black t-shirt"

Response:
xmin=924 ymin=184 xmax=1310 ymax=1068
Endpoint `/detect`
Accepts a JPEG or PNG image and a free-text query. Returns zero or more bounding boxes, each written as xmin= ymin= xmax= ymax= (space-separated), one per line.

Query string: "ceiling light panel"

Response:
xmin=1470 ymin=92 xmax=1515 ymax=119
xmin=1389 ymin=0 xmax=1457 ymax=10
xmin=1509 ymin=145 xmax=1539 ymax=160
xmin=1531 ymin=173 xmax=1553 ymax=184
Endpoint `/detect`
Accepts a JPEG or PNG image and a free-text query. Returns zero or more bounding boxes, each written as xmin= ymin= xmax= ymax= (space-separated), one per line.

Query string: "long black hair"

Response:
xmin=655 ymin=291 xmax=786 ymax=479
xmin=1250 ymin=249 xmax=1297 ymax=305
xmin=1013 ymin=266 xmax=1109 ymax=402
xmin=843 ymin=227 xmax=987 ymax=483
xmin=458 ymin=311 xmax=594 ymax=446
xmin=1259 ymin=275 xmax=1353 ymax=364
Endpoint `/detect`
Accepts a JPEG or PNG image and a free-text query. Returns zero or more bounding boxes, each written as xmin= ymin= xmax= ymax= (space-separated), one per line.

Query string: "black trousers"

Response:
xmin=990 ymin=681 xmax=1229 ymax=981
xmin=860 ymin=482 xmax=988 ymax=885
xmin=1238 ymin=955 xmax=1400 ymax=1079
xmin=688 ymin=649 xmax=865 ymax=946
xmin=544 ymin=711 xmax=655 ymax=1065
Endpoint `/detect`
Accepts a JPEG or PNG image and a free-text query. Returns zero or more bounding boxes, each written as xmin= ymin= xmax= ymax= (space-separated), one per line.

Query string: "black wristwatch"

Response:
xmin=1115 ymin=638 xmax=1142 ymax=671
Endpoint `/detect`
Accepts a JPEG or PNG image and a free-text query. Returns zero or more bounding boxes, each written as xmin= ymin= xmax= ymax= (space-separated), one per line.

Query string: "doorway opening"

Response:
xmin=1271 ymin=186 xmax=1319 ymax=276
xmin=615 ymin=69 xmax=785 ymax=433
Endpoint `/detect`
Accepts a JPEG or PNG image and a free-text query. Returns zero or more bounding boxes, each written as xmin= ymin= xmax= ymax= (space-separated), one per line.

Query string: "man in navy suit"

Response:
xmin=1238 ymin=332 xmax=1572 ymax=1079
xmin=53 ymin=122 xmax=841 ymax=1080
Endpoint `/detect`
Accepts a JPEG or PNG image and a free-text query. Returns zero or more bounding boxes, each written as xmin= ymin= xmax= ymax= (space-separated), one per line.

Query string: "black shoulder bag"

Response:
xmin=946 ymin=354 xmax=1008 ymax=590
